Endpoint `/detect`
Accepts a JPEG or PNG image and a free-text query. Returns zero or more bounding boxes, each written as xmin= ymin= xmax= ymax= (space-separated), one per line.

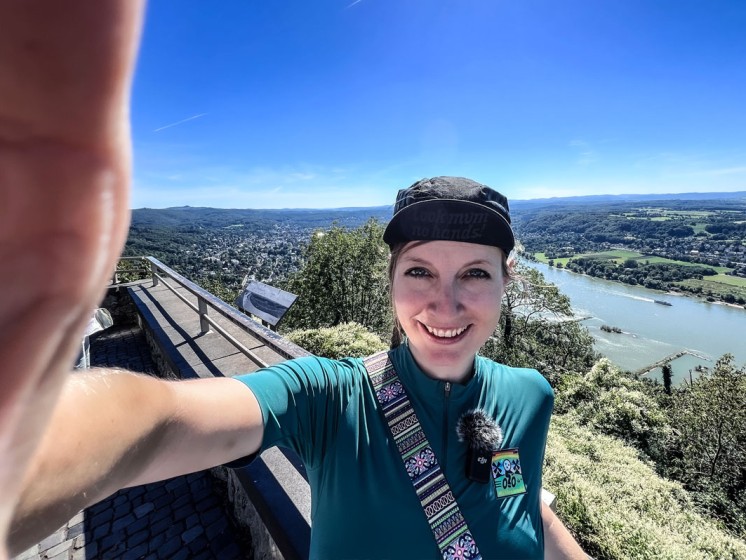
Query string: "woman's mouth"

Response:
xmin=421 ymin=323 xmax=471 ymax=341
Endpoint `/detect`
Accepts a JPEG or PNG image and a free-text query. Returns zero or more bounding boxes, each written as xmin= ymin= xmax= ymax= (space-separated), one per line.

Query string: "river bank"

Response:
xmin=528 ymin=262 xmax=746 ymax=386
xmin=530 ymin=251 xmax=746 ymax=309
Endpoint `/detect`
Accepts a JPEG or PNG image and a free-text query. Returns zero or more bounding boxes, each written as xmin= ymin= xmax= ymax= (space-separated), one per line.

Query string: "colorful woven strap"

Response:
xmin=363 ymin=351 xmax=482 ymax=560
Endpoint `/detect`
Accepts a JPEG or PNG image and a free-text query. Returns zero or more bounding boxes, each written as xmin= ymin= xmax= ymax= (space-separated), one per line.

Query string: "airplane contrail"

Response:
xmin=153 ymin=113 xmax=208 ymax=133
xmin=345 ymin=0 xmax=363 ymax=8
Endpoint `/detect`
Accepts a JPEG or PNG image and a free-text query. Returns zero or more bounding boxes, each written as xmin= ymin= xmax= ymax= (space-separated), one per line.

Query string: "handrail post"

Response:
xmin=198 ymin=297 xmax=210 ymax=334
xmin=151 ymin=260 xmax=159 ymax=287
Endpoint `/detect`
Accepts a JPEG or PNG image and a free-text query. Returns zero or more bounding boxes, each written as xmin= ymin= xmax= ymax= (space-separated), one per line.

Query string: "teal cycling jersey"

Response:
xmin=235 ymin=343 xmax=553 ymax=559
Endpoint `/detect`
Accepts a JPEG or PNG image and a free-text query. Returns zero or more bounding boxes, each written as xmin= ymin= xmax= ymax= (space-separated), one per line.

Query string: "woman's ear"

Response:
xmin=505 ymin=254 xmax=517 ymax=286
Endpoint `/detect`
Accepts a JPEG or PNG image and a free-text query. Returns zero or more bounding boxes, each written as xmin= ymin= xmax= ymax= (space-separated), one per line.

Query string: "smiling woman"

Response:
xmin=9 ymin=178 xmax=586 ymax=560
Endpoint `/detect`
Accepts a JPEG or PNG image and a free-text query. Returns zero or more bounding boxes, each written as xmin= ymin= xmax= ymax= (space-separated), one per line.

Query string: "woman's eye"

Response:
xmin=404 ymin=267 xmax=431 ymax=278
xmin=465 ymin=268 xmax=491 ymax=279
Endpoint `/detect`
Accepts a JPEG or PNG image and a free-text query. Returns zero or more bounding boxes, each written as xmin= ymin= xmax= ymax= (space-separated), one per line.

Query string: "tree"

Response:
xmin=197 ymin=275 xmax=240 ymax=306
xmin=662 ymin=363 xmax=673 ymax=395
xmin=481 ymin=263 xmax=598 ymax=386
xmin=280 ymin=220 xmax=392 ymax=336
xmin=664 ymin=355 xmax=746 ymax=534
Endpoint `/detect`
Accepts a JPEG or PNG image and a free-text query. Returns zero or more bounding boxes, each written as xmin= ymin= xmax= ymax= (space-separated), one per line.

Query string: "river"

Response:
xmin=527 ymin=262 xmax=746 ymax=385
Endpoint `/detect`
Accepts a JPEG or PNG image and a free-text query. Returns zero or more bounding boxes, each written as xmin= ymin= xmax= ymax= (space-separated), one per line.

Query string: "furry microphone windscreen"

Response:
xmin=456 ymin=409 xmax=503 ymax=452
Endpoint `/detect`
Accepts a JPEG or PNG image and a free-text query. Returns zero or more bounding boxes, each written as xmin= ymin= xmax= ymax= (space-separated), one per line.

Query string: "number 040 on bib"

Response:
xmin=492 ymin=448 xmax=526 ymax=499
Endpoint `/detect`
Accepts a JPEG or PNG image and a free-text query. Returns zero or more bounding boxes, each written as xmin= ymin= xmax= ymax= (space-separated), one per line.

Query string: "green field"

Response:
xmin=707 ymin=273 xmax=746 ymax=287
xmin=585 ymin=249 xmax=640 ymax=262
xmin=676 ymin=278 xmax=746 ymax=301
xmin=630 ymin=255 xmax=730 ymax=273
xmin=534 ymin=252 xmax=573 ymax=266
xmin=571 ymin=251 xmax=730 ymax=273
xmin=691 ymin=222 xmax=709 ymax=234
xmin=536 ymin=249 xmax=730 ymax=273
xmin=622 ymin=209 xmax=717 ymax=219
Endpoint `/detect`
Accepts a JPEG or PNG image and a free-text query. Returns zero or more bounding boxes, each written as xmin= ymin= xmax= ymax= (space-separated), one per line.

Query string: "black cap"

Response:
xmin=383 ymin=176 xmax=515 ymax=255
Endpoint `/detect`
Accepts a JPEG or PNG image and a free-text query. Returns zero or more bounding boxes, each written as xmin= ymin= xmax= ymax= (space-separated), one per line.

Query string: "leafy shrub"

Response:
xmin=285 ymin=322 xmax=387 ymax=359
xmin=545 ymin=415 xmax=746 ymax=559
xmin=555 ymin=359 xmax=670 ymax=462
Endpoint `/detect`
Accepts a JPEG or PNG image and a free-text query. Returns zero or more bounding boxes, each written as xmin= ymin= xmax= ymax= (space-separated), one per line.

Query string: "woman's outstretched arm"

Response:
xmin=8 ymin=370 xmax=263 ymax=557
xmin=542 ymin=502 xmax=588 ymax=560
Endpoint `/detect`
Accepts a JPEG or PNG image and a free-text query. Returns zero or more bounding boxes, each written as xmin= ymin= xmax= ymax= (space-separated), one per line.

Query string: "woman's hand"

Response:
xmin=0 ymin=1 xmax=144 ymax=555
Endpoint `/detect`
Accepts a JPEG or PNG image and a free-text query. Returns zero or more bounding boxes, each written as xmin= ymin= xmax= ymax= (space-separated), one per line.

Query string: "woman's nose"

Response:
xmin=428 ymin=281 xmax=463 ymax=315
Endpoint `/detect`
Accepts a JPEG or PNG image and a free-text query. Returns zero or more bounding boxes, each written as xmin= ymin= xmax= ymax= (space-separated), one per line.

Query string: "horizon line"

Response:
xmin=130 ymin=189 xmax=746 ymax=211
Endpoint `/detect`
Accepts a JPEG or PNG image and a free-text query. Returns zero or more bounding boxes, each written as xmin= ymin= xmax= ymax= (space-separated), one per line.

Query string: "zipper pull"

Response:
xmin=445 ymin=381 xmax=451 ymax=398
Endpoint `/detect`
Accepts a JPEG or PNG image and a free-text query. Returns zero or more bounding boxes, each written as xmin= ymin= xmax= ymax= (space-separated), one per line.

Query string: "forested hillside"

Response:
xmin=124 ymin=194 xmax=746 ymax=306
xmin=512 ymin=196 xmax=746 ymax=305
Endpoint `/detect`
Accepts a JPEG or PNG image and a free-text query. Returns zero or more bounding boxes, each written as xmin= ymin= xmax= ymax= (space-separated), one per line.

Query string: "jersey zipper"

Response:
xmin=442 ymin=381 xmax=451 ymax=466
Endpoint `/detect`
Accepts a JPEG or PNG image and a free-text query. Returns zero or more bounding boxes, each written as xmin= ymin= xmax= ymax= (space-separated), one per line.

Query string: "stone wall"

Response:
xmin=100 ymin=285 xmax=139 ymax=326
xmin=211 ymin=467 xmax=282 ymax=560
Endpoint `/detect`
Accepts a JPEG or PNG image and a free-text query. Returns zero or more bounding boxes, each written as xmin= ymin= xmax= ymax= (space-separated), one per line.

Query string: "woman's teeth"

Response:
xmin=424 ymin=324 xmax=468 ymax=338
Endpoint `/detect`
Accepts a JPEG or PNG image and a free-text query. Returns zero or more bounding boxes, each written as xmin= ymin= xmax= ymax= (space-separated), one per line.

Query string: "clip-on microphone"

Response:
xmin=456 ymin=409 xmax=503 ymax=484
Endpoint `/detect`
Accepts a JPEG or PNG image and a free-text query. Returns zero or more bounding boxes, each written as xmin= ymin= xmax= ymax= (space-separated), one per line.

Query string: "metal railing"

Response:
xmin=113 ymin=256 xmax=312 ymax=560
xmin=114 ymin=256 xmax=309 ymax=368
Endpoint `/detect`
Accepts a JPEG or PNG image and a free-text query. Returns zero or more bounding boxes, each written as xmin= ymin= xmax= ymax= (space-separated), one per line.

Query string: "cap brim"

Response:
xmin=383 ymin=199 xmax=515 ymax=254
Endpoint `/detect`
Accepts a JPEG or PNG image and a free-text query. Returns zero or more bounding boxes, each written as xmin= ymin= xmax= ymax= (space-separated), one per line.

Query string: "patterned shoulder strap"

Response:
xmin=363 ymin=351 xmax=482 ymax=560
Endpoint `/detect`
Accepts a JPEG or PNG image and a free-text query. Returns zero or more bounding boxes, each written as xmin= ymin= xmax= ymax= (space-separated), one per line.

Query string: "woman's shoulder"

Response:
xmin=264 ymin=354 xmax=367 ymax=381
xmin=476 ymin=356 xmax=554 ymax=402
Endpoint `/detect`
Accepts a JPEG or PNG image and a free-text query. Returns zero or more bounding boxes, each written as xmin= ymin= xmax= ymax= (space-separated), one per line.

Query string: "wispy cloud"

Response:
xmin=153 ymin=113 xmax=208 ymax=133
xmin=345 ymin=0 xmax=363 ymax=9
xmin=569 ymin=140 xmax=597 ymax=166
xmin=694 ymin=166 xmax=746 ymax=176
xmin=132 ymin=162 xmax=399 ymax=209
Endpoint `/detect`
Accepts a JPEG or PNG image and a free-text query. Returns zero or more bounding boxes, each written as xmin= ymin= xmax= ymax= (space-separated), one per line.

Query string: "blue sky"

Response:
xmin=130 ymin=0 xmax=746 ymax=209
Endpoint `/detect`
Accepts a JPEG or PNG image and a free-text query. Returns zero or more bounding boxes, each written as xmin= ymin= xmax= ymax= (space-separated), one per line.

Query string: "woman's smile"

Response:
xmin=419 ymin=322 xmax=473 ymax=345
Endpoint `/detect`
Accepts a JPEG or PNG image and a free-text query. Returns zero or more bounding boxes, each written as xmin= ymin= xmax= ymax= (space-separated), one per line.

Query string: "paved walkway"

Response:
xmin=13 ymin=325 xmax=250 ymax=560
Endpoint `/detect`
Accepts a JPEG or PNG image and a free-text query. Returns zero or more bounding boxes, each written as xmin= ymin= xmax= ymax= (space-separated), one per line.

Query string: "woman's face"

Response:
xmin=392 ymin=240 xmax=507 ymax=382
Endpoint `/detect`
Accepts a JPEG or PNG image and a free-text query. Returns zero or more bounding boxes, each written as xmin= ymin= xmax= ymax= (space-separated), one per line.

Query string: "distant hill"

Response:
xmin=132 ymin=192 xmax=746 ymax=226
xmin=511 ymin=191 xmax=746 ymax=209
xmin=131 ymin=205 xmax=393 ymax=229
xmin=132 ymin=191 xmax=746 ymax=223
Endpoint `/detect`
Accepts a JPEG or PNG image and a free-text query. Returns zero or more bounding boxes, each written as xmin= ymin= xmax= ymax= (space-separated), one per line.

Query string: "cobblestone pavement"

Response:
xmin=13 ymin=325 xmax=250 ymax=560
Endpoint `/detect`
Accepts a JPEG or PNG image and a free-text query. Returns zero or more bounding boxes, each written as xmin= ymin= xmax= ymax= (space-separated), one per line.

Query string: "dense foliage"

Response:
xmin=555 ymin=355 xmax=746 ymax=538
xmin=545 ymin=415 xmax=746 ymax=560
xmin=555 ymin=359 xmax=670 ymax=462
xmin=662 ymin=355 xmax=746 ymax=536
xmin=280 ymin=220 xmax=392 ymax=337
xmin=285 ymin=322 xmax=387 ymax=359
xmin=481 ymin=265 xmax=598 ymax=386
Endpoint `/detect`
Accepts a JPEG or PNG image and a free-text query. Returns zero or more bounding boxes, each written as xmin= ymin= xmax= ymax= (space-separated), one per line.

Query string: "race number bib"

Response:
xmin=491 ymin=448 xmax=526 ymax=498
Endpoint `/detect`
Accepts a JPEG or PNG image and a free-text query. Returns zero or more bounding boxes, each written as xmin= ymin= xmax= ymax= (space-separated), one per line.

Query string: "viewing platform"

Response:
xmin=14 ymin=257 xmax=312 ymax=560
